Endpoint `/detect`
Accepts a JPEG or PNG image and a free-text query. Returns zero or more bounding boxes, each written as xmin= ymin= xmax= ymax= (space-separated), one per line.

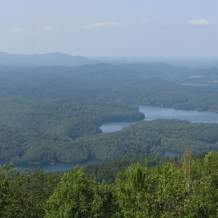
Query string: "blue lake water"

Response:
xmin=0 ymin=160 xmax=101 ymax=172
xmin=3 ymin=106 xmax=218 ymax=172
xmin=17 ymin=163 xmax=75 ymax=172
xmin=99 ymin=122 xmax=136 ymax=134
xmin=140 ymin=106 xmax=218 ymax=123
xmin=100 ymin=106 xmax=218 ymax=133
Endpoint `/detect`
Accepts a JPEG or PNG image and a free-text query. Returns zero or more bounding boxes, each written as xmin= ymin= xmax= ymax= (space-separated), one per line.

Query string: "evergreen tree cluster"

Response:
xmin=0 ymin=152 xmax=217 ymax=217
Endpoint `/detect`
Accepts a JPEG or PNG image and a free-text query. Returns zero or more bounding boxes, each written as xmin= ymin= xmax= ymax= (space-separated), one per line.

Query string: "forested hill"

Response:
xmin=0 ymin=52 xmax=97 ymax=66
xmin=0 ymin=152 xmax=217 ymax=217
xmin=1 ymin=63 xmax=218 ymax=107
xmin=0 ymin=64 xmax=218 ymax=165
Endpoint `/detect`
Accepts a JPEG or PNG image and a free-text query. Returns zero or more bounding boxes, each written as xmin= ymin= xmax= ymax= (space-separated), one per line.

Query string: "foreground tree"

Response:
xmin=114 ymin=163 xmax=187 ymax=218
xmin=45 ymin=168 xmax=116 ymax=218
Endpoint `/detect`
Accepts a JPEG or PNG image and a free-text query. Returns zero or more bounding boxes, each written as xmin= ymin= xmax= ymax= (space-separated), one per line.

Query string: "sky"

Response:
xmin=0 ymin=0 xmax=218 ymax=58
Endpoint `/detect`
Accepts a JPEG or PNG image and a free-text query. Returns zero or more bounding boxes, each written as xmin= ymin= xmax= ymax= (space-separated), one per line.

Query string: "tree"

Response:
xmin=45 ymin=168 xmax=116 ymax=218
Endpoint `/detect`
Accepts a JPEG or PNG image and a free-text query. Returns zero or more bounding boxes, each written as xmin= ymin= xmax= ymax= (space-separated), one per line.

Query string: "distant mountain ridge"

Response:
xmin=0 ymin=52 xmax=98 ymax=67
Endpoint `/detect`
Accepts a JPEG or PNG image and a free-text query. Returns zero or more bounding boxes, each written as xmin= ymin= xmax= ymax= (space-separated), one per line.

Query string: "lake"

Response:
xmin=17 ymin=163 xmax=75 ymax=172
xmin=3 ymin=159 xmax=101 ymax=172
xmin=3 ymin=106 xmax=218 ymax=172
xmin=100 ymin=106 xmax=218 ymax=133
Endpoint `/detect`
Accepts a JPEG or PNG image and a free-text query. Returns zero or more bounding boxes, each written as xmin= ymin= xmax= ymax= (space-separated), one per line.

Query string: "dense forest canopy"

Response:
xmin=0 ymin=63 xmax=218 ymax=165
xmin=2 ymin=0 xmax=218 ymax=216
xmin=0 ymin=152 xmax=217 ymax=217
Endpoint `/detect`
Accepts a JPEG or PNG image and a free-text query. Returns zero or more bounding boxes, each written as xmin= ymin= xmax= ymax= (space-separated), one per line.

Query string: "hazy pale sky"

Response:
xmin=1 ymin=0 xmax=218 ymax=58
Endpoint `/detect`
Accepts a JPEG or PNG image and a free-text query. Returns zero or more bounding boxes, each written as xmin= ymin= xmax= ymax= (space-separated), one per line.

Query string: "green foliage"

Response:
xmin=0 ymin=167 xmax=60 ymax=218
xmin=45 ymin=168 xmax=115 ymax=218
xmin=69 ymin=120 xmax=218 ymax=165
xmin=1 ymin=64 xmax=218 ymax=165
xmin=114 ymin=164 xmax=186 ymax=217
xmin=0 ymin=153 xmax=218 ymax=217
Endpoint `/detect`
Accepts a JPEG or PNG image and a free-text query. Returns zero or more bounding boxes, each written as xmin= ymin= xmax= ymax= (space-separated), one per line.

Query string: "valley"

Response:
xmin=0 ymin=63 xmax=218 ymax=168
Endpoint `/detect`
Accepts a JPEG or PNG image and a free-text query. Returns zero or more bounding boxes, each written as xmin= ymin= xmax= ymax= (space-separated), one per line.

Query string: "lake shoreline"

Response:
xmin=2 ymin=105 xmax=218 ymax=172
xmin=100 ymin=105 xmax=218 ymax=134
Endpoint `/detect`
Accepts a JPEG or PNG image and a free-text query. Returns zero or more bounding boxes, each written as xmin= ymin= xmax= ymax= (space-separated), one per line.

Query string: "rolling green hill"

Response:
xmin=0 ymin=64 xmax=218 ymax=165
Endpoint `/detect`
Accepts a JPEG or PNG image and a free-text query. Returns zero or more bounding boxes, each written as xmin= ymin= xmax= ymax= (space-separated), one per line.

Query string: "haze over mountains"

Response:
xmin=1 ymin=52 xmax=218 ymax=68
xmin=0 ymin=52 xmax=98 ymax=67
